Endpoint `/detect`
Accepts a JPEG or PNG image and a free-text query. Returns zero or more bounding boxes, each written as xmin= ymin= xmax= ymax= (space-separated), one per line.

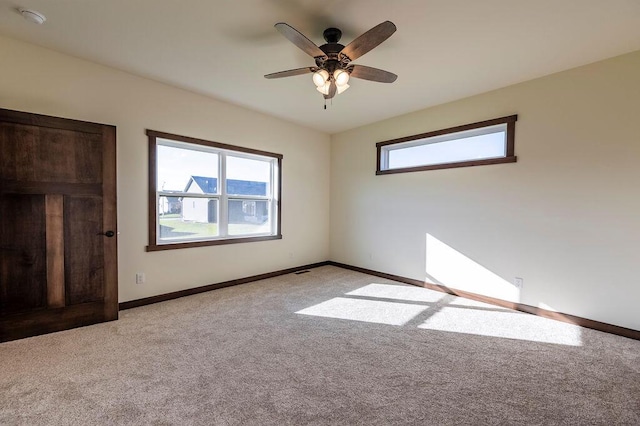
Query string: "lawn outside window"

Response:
xmin=146 ymin=130 xmax=282 ymax=251
xmin=376 ymin=115 xmax=517 ymax=175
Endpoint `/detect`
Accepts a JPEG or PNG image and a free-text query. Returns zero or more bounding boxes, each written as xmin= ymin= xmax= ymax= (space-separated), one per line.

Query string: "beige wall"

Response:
xmin=0 ymin=35 xmax=331 ymax=303
xmin=331 ymin=50 xmax=640 ymax=331
xmin=3 ymin=32 xmax=639 ymax=331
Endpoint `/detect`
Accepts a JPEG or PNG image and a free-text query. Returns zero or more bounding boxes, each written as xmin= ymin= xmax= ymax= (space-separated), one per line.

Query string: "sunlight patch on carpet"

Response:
xmin=296 ymin=297 xmax=429 ymax=326
xmin=418 ymin=308 xmax=582 ymax=346
xmin=346 ymin=283 xmax=444 ymax=303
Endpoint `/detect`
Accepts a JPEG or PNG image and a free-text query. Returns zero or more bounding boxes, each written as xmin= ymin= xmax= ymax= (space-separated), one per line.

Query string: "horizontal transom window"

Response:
xmin=146 ymin=130 xmax=282 ymax=251
xmin=377 ymin=115 xmax=517 ymax=174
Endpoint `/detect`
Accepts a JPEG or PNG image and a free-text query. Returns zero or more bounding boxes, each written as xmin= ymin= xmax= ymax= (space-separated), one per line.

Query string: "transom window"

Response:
xmin=146 ymin=130 xmax=282 ymax=251
xmin=377 ymin=115 xmax=517 ymax=174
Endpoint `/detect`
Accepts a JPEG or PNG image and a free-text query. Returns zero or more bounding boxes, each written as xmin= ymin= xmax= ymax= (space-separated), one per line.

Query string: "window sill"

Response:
xmin=146 ymin=234 xmax=282 ymax=252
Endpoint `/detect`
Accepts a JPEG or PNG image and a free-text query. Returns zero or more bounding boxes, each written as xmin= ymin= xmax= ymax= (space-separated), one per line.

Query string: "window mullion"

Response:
xmin=219 ymin=152 xmax=228 ymax=237
xmin=159 ymin=192 xmax=214 ymax=199
xmin=226 ymin=195 xmax=271 ymax=201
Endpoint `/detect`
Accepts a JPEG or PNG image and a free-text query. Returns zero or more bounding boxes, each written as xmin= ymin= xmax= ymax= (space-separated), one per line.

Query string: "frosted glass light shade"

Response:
xmin=316 ymin=81 xmax=331 ymax=95
xmin=336 ymin=83 xmax=350 ymax=94
xmin=334 ymin=69 xmax=350 ymax=86
xmin=312 ymin=70 xmax=329 ymax=87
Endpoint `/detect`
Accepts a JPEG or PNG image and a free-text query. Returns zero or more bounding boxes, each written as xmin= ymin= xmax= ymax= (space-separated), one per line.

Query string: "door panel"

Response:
xmin=64 ymin=196 xmax=104 ymax=305
xmin=0 ymin=122 xmax=37 ymax=181
xmin=0 ymin=194 xmax=47 ymax=315
xmin=0 ymin=108 xmax=117 ymax=342
xmin=45 ymin=194 xmax=65 ymax=308
xmin=0 ymin=123 xmax=103 ymax=184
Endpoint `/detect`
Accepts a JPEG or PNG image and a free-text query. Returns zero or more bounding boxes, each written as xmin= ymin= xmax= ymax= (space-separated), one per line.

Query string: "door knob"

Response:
xmin=97 ymin=230 xmax=115 ymax=237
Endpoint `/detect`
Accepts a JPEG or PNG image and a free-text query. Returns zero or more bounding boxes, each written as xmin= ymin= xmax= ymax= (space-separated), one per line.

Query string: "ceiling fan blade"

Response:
xmin=340 ymin=21 xmax=396 ymax=62
xmin=264 ymin=67 xmax=316 ymax=79
xmin=275 ymin=23 xmax=327 ymax=58
xmin=323 ymin=81 xmax=337 ymax=100
xmin=349 ymin=65 xmax=397 ymax=83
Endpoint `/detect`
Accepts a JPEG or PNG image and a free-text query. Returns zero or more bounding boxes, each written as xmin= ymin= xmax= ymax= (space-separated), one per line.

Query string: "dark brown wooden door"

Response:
xmin=0 ymin=108 xmax=117 ymax=342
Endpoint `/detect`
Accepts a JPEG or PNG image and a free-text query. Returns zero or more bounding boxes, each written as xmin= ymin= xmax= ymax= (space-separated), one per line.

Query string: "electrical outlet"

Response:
xmin=514 ymin=277 xmax=523 ymax=289
xmin=136 ymin=272 xmax=145 ymax=285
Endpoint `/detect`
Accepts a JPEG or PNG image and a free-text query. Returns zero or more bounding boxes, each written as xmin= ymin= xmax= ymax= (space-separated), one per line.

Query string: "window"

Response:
xmin=146 ymin=130 xmax=282 ymax=251
xmin=377 ymin=115 xmax=517 ymax=174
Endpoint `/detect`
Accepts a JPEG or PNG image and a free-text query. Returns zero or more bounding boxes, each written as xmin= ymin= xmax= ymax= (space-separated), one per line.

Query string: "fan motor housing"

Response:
xmin=323 ymin=28 xmax=342 ymax=43
xmin=318 ymin=39 xmax=346 ymax=71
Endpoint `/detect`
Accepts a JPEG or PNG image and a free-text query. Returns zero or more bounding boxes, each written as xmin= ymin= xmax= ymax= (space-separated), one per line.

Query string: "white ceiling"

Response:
xmin=1 ymin=1 xmax=640 ymax=134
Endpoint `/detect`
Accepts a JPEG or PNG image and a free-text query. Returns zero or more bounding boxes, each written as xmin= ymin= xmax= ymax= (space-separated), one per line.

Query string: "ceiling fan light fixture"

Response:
xmin=316 ymin=81 xmax=331 ymax=96
xmin=312 ymin=69 xmax=329 ymax=87
xmin=336 ymin=83 xmax=350 ymax=95
xmin=265 ymin=21 xmax=397 ymax=104
xmin=334 ymin=69 xmax=350 ymax=86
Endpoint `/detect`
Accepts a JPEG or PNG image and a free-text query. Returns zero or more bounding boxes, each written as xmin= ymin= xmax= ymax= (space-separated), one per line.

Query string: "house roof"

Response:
xmin=187 ymin=176 xmax=266 ymax=196
xmin=187 ymin=176 xmax=217 ymax=193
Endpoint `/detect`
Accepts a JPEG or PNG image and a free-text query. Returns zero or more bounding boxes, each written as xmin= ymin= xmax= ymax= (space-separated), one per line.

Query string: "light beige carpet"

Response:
xmin=1 ymin=266 xmax=639 ymax=425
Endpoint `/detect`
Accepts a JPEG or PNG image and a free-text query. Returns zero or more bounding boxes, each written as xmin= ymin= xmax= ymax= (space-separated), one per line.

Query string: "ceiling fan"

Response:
xmin=264 ymin=21 xmax=397 ymax=102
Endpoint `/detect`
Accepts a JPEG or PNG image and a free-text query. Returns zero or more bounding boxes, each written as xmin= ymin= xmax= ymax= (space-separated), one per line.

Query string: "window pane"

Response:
xmin=387 ymin=131 xmax=506 ymax=169
xmin=159 ymin=197 xmax=219 ymax=242
xmin=158 ymin=195 xmax=182 ymax=216
xmin=226 ymin=156 xmax=270 ymax=196
xmin=228 ymin=199 xmax=271 ymax=236
xmin=157 ymin=143 xmax=219 ymax=193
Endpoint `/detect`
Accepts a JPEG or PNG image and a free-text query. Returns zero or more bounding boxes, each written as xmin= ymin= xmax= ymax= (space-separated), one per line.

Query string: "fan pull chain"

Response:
xmin=324 ymin=99 xmax=326 ymax=110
